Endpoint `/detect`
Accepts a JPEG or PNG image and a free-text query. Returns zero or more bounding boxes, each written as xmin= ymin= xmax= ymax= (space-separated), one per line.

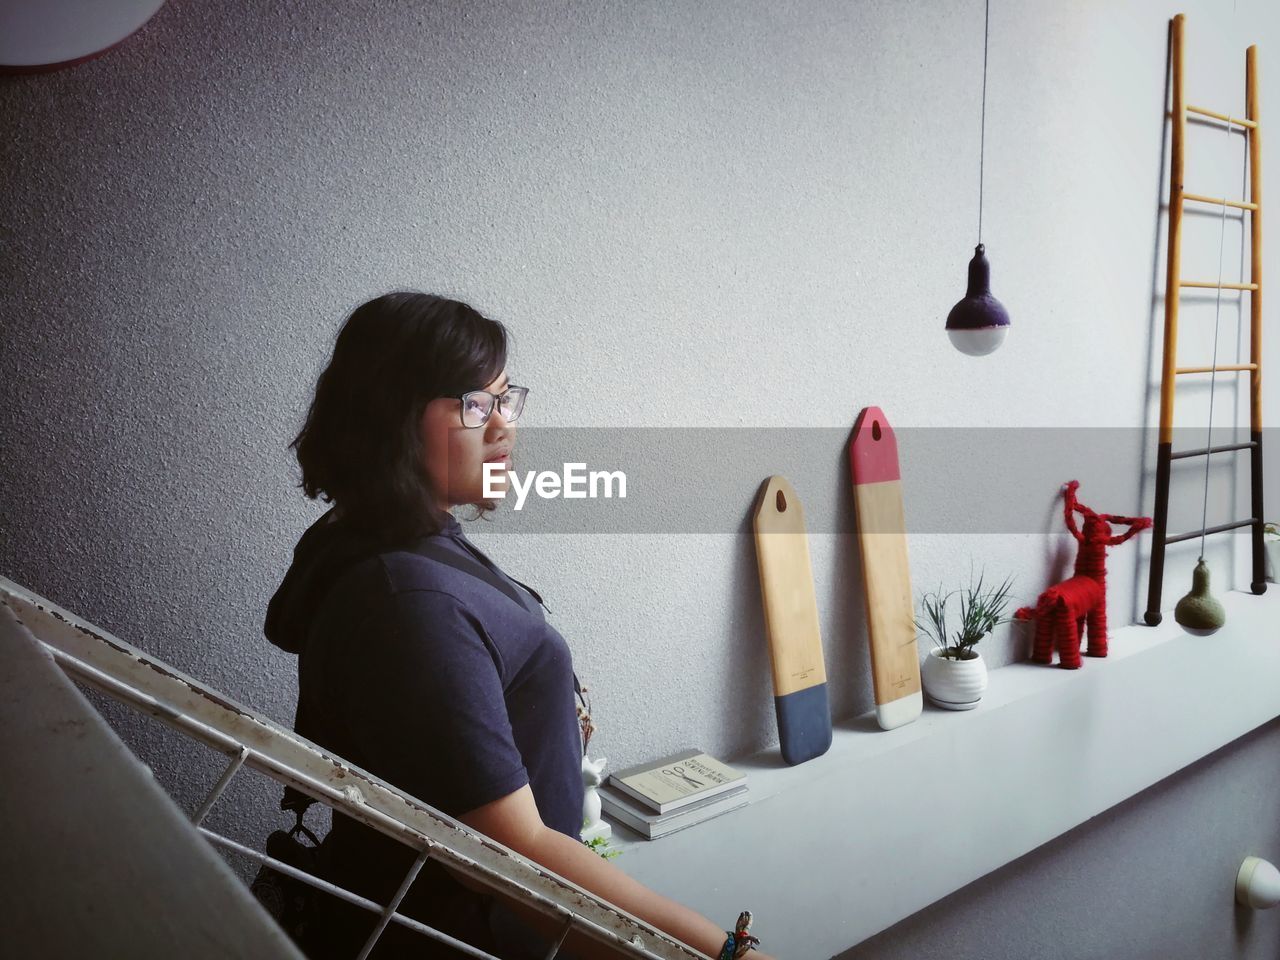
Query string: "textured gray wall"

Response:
xmin=3 ymin=0 xmax=1279 ymax=956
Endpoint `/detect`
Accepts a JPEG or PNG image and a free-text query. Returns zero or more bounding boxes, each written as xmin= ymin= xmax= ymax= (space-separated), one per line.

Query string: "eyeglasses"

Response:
xmin=457 ymin=384 xmax=529 ymax=428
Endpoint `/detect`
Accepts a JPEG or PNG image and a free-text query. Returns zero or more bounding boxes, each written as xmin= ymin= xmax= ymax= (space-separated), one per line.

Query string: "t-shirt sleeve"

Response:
xmin=341 ymin=585 xmax=531 ymax=817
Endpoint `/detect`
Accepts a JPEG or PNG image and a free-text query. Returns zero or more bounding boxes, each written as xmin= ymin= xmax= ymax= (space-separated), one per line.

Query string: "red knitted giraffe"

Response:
xmin=1015 ymin=480 xmax=1152 ymax=669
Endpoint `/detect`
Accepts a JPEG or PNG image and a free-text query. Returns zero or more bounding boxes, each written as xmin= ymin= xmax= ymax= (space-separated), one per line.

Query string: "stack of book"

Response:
xmin=598 ymin=749 xmax=748 ymax=840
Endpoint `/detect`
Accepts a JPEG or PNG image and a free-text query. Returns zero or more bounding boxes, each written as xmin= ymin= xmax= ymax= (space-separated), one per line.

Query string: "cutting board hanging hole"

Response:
xmin=872 ymin=420 xmax=882 ymax=441
xmin=776 ymin=489 xmax=787 ymax=512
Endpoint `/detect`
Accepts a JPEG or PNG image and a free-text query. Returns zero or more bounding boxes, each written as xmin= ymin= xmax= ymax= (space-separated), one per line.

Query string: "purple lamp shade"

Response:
xmin=946 ymin=244 xmax=1010 ymax=356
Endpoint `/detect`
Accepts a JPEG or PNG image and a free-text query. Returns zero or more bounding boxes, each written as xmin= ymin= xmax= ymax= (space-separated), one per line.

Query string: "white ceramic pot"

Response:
xmin=921 ymin=648 xmax=988 ymax=710
xmin=1266 ymin=539 xmax=1280 ymax=584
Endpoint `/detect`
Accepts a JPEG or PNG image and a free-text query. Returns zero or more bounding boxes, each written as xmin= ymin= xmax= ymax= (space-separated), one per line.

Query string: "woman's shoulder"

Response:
xmin=377 ymin=536 xmax=545 ymax=617
xmin=314 ymin=543 xmax=465 ymax=617
xmin=374 ymin=540 xmax=476 ymax=597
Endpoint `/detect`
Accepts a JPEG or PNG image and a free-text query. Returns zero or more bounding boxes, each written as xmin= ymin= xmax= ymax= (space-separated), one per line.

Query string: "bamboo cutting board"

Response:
xmin=849 ymin=407 xmax=922 ymax=730
xmin=752 ymin=476 xmax=832 ymax=765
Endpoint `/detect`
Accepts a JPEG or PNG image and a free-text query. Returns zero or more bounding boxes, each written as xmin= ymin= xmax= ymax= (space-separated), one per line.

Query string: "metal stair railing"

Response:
xmin=0 ymin=574 xmax=706 ymax=960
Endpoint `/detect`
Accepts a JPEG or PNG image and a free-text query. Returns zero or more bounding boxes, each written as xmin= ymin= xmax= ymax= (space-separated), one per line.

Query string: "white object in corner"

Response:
xmin=0 ymin=0 xmax=167 ymax=70
xmin=1237 ymin=856 xmax=1280 ymax=909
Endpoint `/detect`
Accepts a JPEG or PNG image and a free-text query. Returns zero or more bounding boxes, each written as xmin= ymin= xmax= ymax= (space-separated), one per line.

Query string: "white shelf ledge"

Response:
xmin=611 ymin=589 xmax=1280 ymax=958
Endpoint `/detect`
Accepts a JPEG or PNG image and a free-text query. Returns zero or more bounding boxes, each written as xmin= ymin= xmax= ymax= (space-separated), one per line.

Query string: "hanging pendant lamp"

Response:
xmin=947 ymin=244 xmax=1009 ymax=355
xmin=946 ymin=0 xmax=1010 ymax=357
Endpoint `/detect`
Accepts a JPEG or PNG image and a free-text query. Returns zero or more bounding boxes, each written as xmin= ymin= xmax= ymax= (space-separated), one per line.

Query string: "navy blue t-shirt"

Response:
xmin=266 ymin=509 xmax=585 ymax=958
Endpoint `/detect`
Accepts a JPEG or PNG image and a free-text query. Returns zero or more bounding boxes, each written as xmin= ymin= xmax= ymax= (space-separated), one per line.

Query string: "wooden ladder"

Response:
xmin=1146 ymin=13 xmax=1268 ymax=626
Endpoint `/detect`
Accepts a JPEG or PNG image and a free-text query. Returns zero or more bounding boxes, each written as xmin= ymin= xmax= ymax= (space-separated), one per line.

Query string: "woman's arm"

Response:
xmin=451 ymin=785 xmax=776 ymax=960
xmin=339 ymin=588 xmax=774 ymax=956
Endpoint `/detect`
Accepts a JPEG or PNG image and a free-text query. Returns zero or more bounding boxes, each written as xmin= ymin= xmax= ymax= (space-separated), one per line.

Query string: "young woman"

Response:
xmin=264 ymin=292 xmax=773 ymax=960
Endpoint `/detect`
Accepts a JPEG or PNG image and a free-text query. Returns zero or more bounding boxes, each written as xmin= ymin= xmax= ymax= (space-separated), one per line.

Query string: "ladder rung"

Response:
xmin=1175 ymin=363 xmax=1259 ymax=374
xmin=1170 ymin=440 xmax=1259 ymax=460
xmin=1186 ymin=104 xmax=1258 ymax=129
xmin=1165 ymin=518 xmax=1258 ymax=545
xmin=1182 ymin=192 xmax=1259 ymax=211
xmin=1179 ymin=281 xmax=1260 ymax=290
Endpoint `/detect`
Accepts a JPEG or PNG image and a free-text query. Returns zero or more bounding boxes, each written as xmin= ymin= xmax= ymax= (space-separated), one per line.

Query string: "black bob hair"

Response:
xmin=289 ymin=291 xmax=509 ymax=544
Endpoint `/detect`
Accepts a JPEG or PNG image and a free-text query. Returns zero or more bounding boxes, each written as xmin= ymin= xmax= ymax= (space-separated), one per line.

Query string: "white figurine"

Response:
xmin=580 ymin=754 xmax=611 ymax=843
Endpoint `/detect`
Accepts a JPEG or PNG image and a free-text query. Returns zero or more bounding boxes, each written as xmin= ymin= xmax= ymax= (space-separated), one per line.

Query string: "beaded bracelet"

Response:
xmin=718 ymin=910 xmax=760 ymax=959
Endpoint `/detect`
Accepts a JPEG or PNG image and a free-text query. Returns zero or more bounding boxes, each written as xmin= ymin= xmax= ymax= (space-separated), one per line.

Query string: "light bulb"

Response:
xmin=946 ymin=244 xmax=1010 ymax=356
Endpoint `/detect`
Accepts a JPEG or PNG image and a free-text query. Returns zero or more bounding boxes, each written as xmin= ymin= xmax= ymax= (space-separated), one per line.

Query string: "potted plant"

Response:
xmin=915 ymin=570 xmax=1016 ymax=710
xmin=1266 ymin=522 xmax=1280 ymax=584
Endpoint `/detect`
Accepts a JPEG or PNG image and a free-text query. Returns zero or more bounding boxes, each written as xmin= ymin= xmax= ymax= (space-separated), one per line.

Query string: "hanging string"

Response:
xmin=1198 ymin=115 xmax=1235 ymax=561
xmin=977 ymin=0 xmax=990 ymax=244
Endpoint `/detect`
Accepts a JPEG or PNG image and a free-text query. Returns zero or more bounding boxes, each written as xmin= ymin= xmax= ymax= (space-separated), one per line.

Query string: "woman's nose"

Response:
xmin=487 ymin=410 xmax=513 ymax=436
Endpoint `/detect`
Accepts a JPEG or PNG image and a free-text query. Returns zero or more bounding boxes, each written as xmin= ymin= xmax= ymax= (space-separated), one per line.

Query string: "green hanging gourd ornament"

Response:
xmin=1174 ymin=559 xmax=1226 ymax=633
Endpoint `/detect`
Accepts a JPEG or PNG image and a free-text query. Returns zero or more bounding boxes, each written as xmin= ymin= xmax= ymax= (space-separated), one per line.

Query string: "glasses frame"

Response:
xmin=456 ymin=384 xmax=529 ymax=429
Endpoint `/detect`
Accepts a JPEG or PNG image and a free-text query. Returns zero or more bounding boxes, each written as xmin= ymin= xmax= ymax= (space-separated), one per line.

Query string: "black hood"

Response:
xmin=264 ymin=507 xmax=461 ymax=655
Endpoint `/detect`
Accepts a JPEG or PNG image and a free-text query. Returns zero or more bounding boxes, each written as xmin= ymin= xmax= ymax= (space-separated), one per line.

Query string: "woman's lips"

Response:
xmin=484 ymin=454 xmax=510 ymax=464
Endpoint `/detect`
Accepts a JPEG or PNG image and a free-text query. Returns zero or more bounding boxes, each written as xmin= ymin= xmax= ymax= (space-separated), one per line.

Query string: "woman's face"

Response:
xmin=421 ymin=369 xmax=515 ymax=511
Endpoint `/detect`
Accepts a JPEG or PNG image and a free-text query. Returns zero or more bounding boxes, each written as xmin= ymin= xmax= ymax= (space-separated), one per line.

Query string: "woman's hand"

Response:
xmin=724 ymin=940 xmax=778 ymax=960
xmin=453 ymin=785 xmax=779 ymax=958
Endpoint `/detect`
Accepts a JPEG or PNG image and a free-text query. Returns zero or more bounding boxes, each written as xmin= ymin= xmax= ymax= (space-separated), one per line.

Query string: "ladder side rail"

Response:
xmin=1247 ymin=43 xmax=1268 ymax=595
xmin=1148 ymin=12 xmax=1187 ymax=625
